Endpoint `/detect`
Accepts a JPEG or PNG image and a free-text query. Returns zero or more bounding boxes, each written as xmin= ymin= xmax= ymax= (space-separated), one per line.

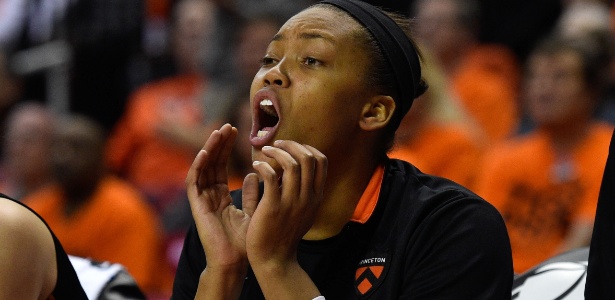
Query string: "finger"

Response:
xmin=270 ymin=140 xmax=317 ymax=203
xmin=303 ymin=144 xmax=328 ymax=198
xmin=213 ymin=125 xmax=238 ymax=183
xmin=261 ymin=145 xmax=302 ymax=204
xmin=200 ymin=124 xmax=236 ymax=185
xmin=186 ymin=150 xmax=215 ymax=214
xmin=200 ymin=128 xmax=223 ymax=186
xmin=186 ymin=149 xmax=209 ymax=195
xmin=252 ymin=160 xmax=281 ymax=213
xmin=242 ymin=173 xmax=260 ymax=217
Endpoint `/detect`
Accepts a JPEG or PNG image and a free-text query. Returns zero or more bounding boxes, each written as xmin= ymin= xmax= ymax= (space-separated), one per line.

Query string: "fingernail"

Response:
xmin=253 ymin=160 xmax=261 ymax=166
xmin=273 ymin=140 xmax=282 ymax=146
xmin=262 ymin=146 xmax=273 ymax=151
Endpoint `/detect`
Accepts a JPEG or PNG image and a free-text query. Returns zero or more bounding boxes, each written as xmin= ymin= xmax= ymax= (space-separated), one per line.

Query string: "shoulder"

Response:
xmin=0 ymin=197 xmax=55 ymax=246
xmin=0 ymin=197 xmax=57 ymax=299
xmin=385 ymin=159 xmax=479 ymax=198
xmin=377 ymin=162 xmax=513 ymax=296
xmin=383 ymin=159 xmax=506 ymax=229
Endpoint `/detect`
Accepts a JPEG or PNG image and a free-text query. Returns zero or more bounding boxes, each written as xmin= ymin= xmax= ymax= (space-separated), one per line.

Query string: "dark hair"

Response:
xmin=316 ymin=4 xmax=428 ymax=157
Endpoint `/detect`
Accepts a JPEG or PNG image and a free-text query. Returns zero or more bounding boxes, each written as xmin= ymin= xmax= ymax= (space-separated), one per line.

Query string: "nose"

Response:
xmin=262 ymin=62 xmax=290 ymax=88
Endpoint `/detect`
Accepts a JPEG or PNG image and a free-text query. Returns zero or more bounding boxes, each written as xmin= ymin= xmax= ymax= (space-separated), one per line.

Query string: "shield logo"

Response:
xmin=354 ymin=252 xmax=390 ymax=297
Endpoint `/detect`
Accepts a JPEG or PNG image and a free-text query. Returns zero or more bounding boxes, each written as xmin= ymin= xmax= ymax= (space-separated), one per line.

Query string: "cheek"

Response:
xmin=556 ymin=83 xmax=585 ymax=108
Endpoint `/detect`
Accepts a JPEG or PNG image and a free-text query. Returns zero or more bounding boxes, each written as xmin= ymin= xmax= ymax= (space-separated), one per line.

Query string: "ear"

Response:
xmin=359 ymin=95 xmax=395 ymax=131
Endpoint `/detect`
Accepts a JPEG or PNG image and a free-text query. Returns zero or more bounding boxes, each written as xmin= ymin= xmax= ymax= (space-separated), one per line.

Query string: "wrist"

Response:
xmin=205 ymin=260 xmax=249 ymax=277
xmin=198 ymin=265 xmax=248 ymax=298
xmin=248 ymin=254 xmax=297 ymax=277
xmin=250 ymin=260 xmax=321 ymax=299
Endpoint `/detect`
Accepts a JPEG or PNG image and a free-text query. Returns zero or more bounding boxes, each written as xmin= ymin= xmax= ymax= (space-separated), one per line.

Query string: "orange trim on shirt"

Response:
xmin=351 ymin=165 xmax=385 ymax=224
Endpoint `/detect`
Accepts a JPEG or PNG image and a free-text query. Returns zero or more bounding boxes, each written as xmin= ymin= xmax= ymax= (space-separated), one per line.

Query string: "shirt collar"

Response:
xmin=350 ymin=164 xmax=385 ymax=224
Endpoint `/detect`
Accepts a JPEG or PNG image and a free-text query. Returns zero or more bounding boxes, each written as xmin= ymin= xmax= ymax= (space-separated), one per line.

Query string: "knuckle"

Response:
xmin=316 ymin=155 xmax=327 ymax=166
xmin=287 ymin=160 xmax=300 ymax=172
xmin=300 ymin=152 xmax=315 ymax=164
xmin=264 ymin=170 xmax=278 ymax=182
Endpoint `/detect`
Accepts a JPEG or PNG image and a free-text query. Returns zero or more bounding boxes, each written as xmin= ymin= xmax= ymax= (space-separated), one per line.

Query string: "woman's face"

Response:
xmin=249 ymin=6 xmax=375 ymax=169
xmin=525 ymin=50 xmax=592 ymax=127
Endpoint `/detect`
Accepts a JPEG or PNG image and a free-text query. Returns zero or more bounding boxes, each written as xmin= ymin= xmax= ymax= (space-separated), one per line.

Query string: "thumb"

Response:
xmin=242 ymin=173 xmax=260 ymax=217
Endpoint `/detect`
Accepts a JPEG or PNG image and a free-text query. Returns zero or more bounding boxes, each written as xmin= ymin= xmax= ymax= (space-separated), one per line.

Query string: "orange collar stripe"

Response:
xmin=351 ymin=165 xmax=385 ymax=224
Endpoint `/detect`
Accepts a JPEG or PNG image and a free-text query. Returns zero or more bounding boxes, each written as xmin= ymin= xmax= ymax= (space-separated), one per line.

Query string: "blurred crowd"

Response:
xmin=1 ymin=0 xmax=615 ymax=298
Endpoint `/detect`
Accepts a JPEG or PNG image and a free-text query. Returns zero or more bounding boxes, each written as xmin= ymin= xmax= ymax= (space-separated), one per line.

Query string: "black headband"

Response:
xmin=319 ymin=0 xmax=422 ymax=126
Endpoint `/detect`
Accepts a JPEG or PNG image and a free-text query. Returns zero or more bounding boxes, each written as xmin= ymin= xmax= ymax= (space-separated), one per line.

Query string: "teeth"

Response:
xmin=259 ymin=99 xmax=278 ymax=117
xmin=257 ymin=130 xmax=268 ymax=137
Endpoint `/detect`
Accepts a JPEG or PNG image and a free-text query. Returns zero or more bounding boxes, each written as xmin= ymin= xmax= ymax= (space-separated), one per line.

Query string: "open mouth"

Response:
xmin=257 ymin=99 xmax=279 ymax=137
xmin=251 ymin=90 xmax=281 ymax=147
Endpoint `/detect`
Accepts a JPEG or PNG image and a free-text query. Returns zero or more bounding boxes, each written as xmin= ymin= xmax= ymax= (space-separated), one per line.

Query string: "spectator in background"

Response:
xmin=555 ymin=0 xmax=612 ymax=39
xmin=23 ymin=114 xmax=173 ymax=297
xmin=0 ymin=102 xmax=54 ymax=199
xmin=0 ymin=50 xmax=24 ymax=154
xmin=203 ymin=12 xmax=284 ymax=137
xmin=203 ymin=0 xmax=314 ymax=80
xmin=413 ymin=0 xmax=521 ymax=146
xmin=475 ymin=34 xmax=614 ymax=274
xmin=389 ymin=51 xmax=483 ymax=189
xmin=158 ymin=13 xmax=283 ymax=272
xmin=105 ymin=0 xmax=214 ymax=217
xmin=554 ymin=0 xmax=615 ymax=126
xmin=183 ymin=12 xmax=285 ymax=154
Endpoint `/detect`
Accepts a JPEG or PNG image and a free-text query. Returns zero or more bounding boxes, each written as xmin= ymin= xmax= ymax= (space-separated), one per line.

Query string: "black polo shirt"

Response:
xmin=172 ymin=158 xmax=513 ymax=299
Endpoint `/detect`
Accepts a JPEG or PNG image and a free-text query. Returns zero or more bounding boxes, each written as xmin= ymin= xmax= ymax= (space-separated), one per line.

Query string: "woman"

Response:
xmin=0 ymin=194 xmax=87 ymax=299
xmin=475 ymin=33 xmax=613 ymax=274
xmin=173 ymin=0 xmax=513 ymax=299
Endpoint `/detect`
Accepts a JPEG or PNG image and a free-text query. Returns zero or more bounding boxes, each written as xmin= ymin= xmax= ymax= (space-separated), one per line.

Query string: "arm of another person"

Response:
xmin=0 ymin=198 xmax=57 ymax=300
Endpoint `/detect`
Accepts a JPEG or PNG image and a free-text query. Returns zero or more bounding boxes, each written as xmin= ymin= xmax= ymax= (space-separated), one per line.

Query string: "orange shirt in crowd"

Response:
xmin=390 ymin=123 xmax=483 ymax=189
xmin=475 ymin=123 xmax=613 ymax=273
xmin=106 ymin=74 xmax=205 ymax=209
xmin=452 ymin=45 xmax=521 ymax=145
xmin=23 ymin=176 xmax=173 ymax=296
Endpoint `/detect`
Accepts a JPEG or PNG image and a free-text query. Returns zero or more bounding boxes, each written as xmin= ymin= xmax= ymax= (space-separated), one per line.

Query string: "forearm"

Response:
xmin=195 ymin=265 xmax=247 ymax=300
xmin=252 ymin=260 xmax=321 ymax=300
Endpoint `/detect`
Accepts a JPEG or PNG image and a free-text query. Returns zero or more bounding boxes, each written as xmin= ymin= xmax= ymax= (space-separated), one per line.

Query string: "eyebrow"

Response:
xmin=272 ymin=32 xmax=336 ymax=45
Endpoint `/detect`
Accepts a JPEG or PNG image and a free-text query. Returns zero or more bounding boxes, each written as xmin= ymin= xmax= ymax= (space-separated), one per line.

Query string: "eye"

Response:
xmin=302 ymin=56 xmax=322 ymax=67
xmin=261 ymin=56 xmax=276 ymax=67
